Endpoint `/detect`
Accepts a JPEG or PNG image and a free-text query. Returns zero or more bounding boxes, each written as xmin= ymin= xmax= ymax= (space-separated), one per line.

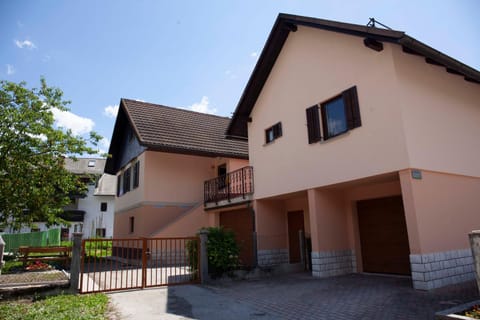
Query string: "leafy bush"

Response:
xmin=187 ymin=227 xmax=240 ymax=278
xmin=205 ymin=227 xmax=239 ymax=276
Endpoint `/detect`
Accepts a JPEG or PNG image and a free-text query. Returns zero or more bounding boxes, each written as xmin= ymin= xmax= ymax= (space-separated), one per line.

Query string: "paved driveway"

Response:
xmin=108 ymin=272 xmax=478 ymax=320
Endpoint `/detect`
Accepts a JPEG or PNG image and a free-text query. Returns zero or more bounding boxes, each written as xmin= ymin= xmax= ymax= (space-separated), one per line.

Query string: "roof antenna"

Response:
xmin=367 ymin=18 xmax=393 ymax=30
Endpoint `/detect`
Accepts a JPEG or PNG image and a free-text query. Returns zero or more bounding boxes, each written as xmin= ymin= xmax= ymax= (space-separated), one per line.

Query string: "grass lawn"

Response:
xmin=0 ymin=293 xmax=112 ymax=320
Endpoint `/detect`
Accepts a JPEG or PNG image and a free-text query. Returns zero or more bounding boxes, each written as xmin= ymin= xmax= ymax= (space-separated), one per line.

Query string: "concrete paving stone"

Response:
xmin=108 ymin=272 xmax=478 ymax=320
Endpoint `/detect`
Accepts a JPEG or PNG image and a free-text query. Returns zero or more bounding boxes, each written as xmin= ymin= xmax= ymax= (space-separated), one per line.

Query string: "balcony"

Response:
xmin=204 ymin=166 xmax=254 ymax=209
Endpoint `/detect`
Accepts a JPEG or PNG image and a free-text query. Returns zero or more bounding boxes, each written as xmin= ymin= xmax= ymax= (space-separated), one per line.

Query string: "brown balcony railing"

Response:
xmin=204 ymin=166 xmax=253 ymax=206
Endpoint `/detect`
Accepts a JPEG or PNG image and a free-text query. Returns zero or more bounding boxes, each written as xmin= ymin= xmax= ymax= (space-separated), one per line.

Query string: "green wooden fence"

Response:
xmin=2 ymin=228 xmax=61 ymax=252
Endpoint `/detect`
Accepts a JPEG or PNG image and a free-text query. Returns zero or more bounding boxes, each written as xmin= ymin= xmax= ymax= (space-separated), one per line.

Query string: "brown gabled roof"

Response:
xmin=226 ymin=13 xmax=480 ymax=140
xmin=105 ymin=99 xmax=248 ymax=174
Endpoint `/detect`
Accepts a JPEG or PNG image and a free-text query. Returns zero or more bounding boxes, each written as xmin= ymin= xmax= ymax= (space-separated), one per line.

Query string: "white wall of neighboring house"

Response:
xmin=79 ymin=180 xmax=115 ymax=238
xmin=1 ymin=158 xmax=116 ymax=240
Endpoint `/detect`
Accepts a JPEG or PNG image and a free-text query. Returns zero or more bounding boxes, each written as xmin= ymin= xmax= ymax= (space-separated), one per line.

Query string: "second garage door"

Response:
xmin=220 ymin=209 xmax=254 ymax=267
xmin=357 ymin=196 xmax=411 ymax=275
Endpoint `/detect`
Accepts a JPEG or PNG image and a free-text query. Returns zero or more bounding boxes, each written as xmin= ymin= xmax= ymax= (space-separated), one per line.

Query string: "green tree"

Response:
xmin=0 ymin=78 xmax=102 ymax=230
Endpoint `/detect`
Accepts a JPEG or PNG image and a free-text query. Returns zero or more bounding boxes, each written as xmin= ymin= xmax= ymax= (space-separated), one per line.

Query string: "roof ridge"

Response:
xmin=121 ymin=98 xmax=232 ymax=120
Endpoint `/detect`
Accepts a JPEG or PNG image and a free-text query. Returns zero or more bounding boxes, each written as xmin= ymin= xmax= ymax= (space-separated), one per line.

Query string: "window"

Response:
xmin=100 ymin=202 xmax=107 ymax=212
xmin=117 ymin=174 xmax=123 ymax=196
xmin=217 ymin=164 xmax=227 ymax=189
xmin=96 ymin=228 xmax=106 ymax=238
xmin=129 ymin=217 xmax=135 ymax=233
xmin=74 ymin=223 xmax=83 ymax=233
xmin=133 ymin=161 xmax=140 ymax=189
xmin=123 ymin=167 xmax=131 ymax=193
xmin=88 ymin=160 xmax=96 ymax=167
xmin=306 ymin=86 xmax=361 ymax=143
xmin=265 ymin=122 xmax=283 ymax=144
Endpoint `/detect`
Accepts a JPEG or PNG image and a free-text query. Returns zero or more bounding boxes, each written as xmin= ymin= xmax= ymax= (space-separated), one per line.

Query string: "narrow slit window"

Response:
xmin=265 ymin=122 xmax=282 ymax=144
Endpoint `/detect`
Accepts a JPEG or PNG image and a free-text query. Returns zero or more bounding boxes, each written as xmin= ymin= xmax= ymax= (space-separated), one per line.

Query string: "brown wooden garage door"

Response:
xmin=220 ymin=209 xmax=254 ymax=267
xmin=357 ymin=196 xmax=411 ymax=275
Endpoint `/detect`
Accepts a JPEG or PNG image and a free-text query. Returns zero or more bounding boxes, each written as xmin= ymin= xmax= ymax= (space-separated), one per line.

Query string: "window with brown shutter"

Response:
xmin=123 ymin=167 xmax=131 ymax=193
xmin=265 ymin=122 xmax=283 ymax=144
xmin=306 ymin=105 xmax=321 ymax=144
xmin=133 ymin=161 xmax=140 ymax=189
xmin=306 ymin=86 xmax=361 ymax=143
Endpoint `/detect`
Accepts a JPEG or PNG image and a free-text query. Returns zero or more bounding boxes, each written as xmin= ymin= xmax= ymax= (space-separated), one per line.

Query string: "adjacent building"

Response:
xmin=104 ymin=99 xmax=254 ymax=264
xmin=1 ymin=158 xmax=116 ymax=240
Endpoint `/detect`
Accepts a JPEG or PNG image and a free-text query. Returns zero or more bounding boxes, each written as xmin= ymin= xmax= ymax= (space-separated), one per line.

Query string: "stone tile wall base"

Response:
xmin=410 ymin=249 xmax=476 ymax=290
xmin=258 ymin=249 xmax=289 ymax=266
xmin=311 ymin=249 xmax=356 ymax=278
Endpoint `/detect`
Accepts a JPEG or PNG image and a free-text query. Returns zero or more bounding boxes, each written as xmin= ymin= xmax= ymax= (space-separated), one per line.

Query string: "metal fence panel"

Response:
xmin=80 ymin=237 xmax=200 ymax=294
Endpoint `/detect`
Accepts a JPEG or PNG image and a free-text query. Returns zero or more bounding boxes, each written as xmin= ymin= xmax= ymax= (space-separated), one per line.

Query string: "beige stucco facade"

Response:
xmin=114 ymin=150 xmax=250 ymax=239
xmin=246 ymin=26 xmax=480 ymax=290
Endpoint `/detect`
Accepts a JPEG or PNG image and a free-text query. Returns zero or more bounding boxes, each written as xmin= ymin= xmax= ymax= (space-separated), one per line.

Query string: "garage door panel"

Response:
xmin=357 ymin=196 xmax=411 ymax=275
xmin=220 ymin=209 xmax=254 ymax=267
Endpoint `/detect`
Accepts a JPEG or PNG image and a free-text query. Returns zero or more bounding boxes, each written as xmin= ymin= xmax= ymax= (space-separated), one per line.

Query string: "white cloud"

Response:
xmin=250 ymin=51 xmax=258 ymax=58
xmin=186 ymin=96 xmax=217 ymax=115
xmin=103 ymin=105 xmax=119 ymax=118
xmin=51 ymin=108 xmax=94 ymax=135
xmin=14 ymin=39 xmax=36 ymax=49
xmin=6 ymin=64 xmax=15 ymax=75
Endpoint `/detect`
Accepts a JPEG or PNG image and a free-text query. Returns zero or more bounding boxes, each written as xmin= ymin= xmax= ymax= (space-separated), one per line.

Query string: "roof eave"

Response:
xmin=226 ymin=13 xmax=480 ymax=140
xmin=146 ymin=144 xmax=249 ymax=160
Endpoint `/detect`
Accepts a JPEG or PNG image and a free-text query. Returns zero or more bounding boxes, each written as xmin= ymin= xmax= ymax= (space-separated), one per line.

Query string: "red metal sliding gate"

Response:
xmin=79 ymin=237 xmax=200 ymax=294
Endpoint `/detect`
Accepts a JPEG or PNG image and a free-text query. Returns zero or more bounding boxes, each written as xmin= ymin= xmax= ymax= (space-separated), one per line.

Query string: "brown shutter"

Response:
xmin=133 ymin=161 xmax=140 ymax=189
xmin=342 ymin=86 xmax=361 ymax=129
xmin=273 ymin=122 xmax=282 ymax=138
xmin=306 ymin=105 xmax=321 ymax=143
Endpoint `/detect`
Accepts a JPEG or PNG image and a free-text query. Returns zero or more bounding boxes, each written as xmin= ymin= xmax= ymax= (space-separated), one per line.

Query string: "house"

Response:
xmin=225 ymin=14 xmax=480 ymax=290
xmin=1 ymin=158 xmax=116 ymax=240
xmin=104 ymin=100 xmax=254 ymax=265
xmin=61 ymin=158 xmax=116 ymax=239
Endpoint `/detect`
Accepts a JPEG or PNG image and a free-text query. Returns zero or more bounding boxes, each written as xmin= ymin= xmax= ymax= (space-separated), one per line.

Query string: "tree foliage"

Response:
xmin=0 ymin=78 xmax=102 ymax=230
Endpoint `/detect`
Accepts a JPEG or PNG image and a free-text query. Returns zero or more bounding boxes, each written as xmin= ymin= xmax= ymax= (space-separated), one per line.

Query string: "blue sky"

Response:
xmin=1 ymin=0 xmax=479 ymax=154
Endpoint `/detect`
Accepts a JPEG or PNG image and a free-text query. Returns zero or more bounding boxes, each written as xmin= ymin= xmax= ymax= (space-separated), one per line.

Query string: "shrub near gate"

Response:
xmin=187 ymin=227 xmax=240 ymax=278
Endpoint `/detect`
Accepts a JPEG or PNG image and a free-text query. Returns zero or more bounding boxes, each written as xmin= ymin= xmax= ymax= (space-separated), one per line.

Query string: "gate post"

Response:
xmin=199 ymin=230 xmax=209 ymax=284
xmin=70 ymin=232 xmax=83 ymax=292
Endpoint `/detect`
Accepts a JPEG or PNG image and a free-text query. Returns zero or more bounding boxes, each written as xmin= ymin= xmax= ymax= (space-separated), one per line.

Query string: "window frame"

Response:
xmin=306 ymin=86 xmax=361 ymax=143
xmin=320 ymin=94 xmax=349 ymax=139
xmin=265 ymin=122 xmax=283 ymax=144
xmin=95 ymin=228 xmax=106 ymax=238
xmin=100 ymin=202 xmax=107 ymax=212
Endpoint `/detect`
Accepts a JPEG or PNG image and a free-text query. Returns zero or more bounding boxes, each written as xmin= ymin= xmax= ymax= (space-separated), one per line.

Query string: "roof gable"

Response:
xmin=226 ymin=13 xmax=480 ymax=139
xmin=105 ymin=99 xmax=248 ymax=174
